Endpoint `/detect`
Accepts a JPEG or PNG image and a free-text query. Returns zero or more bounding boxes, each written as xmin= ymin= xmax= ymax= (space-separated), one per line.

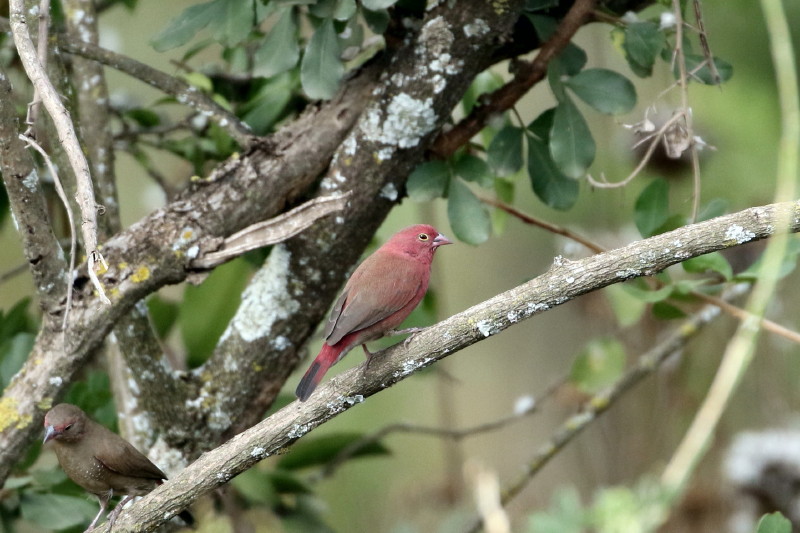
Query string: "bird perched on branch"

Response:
xmin=295 ymin=224 xmax=452 ymax=401
xmin=43 ymin=403 xmax=194 ymax=531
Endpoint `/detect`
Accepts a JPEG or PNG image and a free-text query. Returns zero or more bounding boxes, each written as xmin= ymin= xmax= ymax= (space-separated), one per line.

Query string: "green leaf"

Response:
xmin=268 ymin=469 xmax=313 ymax=494
xmin=0 ymin=298 xmax=33 ymax=341
xmin=20 ymin=492 xmax=99 ymax=529
xmin=332 ymin=0 xmax=357 ymax=20
xmin=621 ymin=22 xmax=666 ymax=77
xmin=620 ymin=282 xmax=674 ymax=304
xmin=255 ymin=8 xmax=300 ymax=77
xmin=682 ymin=252 xmax=733 ymax=280
xmin=151 ymin=0 xmax=221 ymax=51
xmin=488 ymin=126 xmax=524 ymax=176
xmin=278 ymin=432 xmax=391 ymax=470
xmin=362 ymin=0 xmax=398 ymax=9
xmin=0 ymin=333 xmax=34 ymax=390
xmin=362 ymin=7 xmax=390 ymax=34
xmin=681 ymin=54 xmax=734 ymax=85
xmin=757 ymin=512 xmax=792 ymax=533
xmin=407 ymin=160 xmax=450 ymax=201
xmin=527 ymin=15 xmax=586 ymax=76
xmin=180 ymin=258 xmax=252 ymax=367
xmin=652 ymin=301 xmax=687 ymax=320
xmin=634 ymin=178 xmax=669 ymax=237
xmin=124 ymin=108 xmax=161 ymax=128
xmin=697 ymin=198 xmax=728 ymax=221
xmin=447 ymin=178 xmax=492 ymax=245
xmin=527 ymin=135 xmax=579 ymax=210
xmin=570 ymin=337 xmax=626 ymax=394
xmin=549 ymin=96 xmax=595 ymax=179
xmin=462 ymin=70 xmax=504 ymax=114
xmin=211 ymin=0 xmax=254 ymax=47
xmin=525 ymin=0 xmax=559 ymax=11
xmin=528 ymin=487 xmax=586 ymax=533
xmin=240 ymin=74 xmax=295 ymax=134
xmin=300 ymin=18 xmax=344 ymax=99
xmin=454 ymin=154 xmax=493 ymax=188
xmin=565 ymin=68 xmax=637 ymax=115
xmin=528 ymin=108 xmax=555 ymax=140
xmin=737 ymin=238 xmax=800 ymax=282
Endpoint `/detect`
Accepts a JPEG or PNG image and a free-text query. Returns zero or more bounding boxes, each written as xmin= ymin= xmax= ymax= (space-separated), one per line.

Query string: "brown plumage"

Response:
xmin=43 ymin=403 xmax=193 ymax=531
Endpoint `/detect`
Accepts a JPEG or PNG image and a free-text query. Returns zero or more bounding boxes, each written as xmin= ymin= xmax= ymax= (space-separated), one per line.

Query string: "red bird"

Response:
xmin=295 ymin=224 xmax=452 ymax=401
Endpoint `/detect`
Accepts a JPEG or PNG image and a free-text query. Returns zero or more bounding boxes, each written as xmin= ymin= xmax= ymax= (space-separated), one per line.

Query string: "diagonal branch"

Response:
xmin=99 ymin=199 xmax=799 ymax=532
xmin=431 ymin=0 xmax=597 ymax=158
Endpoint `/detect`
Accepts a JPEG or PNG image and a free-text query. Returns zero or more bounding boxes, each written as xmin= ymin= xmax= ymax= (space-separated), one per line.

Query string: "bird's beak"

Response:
xmin=433 ymin=233 xmax=453 ymax=247
xmin=43 ymin=425 xmax=57 ymax=444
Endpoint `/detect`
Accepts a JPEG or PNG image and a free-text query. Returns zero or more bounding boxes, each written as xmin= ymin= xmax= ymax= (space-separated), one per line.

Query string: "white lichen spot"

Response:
xmin=616 ymin=269 xmax=640 ymax=279
xmin=22 ymin=170 xmax=38 ymax=191
xmin=659 ymin=11 xmax=677 ymax=29
xmin=526 ymin=302 xmax=550 ymax=314
xmin=343 ymin=394 xmax=364 ymax=405
xmin=127 ymin=377 xmax=140 ymax=395
xmin=507 ymin=310 xmax=522 ymax=323
xmin=272 ymin=335 xmax=291 ymax=350
xmin=380 ymin=183 xmax=398 ymax=201
xmin=552 ymin=255 xmax=567 ymax=267
xmin=288 ymin=423 xmax=311 ymax=439
xmin=343 ymin=135 xmax=357 ymax=156
xmin=463 ymin=19 xmax=490 ymax=38
xmin=335 ymin=216 xmax=345 ymax=225
xmin=251 ymin=446 xmax=266 ymax=458
xmin=49 ymin=376 xmax=63 ymax=386
xmin=394 ymin=358 xmax=433 ymax=378
xmin=565 ymin=276 xmax=575 ymax=284
xmin=476 ymin=320 xmax=497 ymax=337
xmin=390 ymin=72 xmax=406 ymax=86
xmin=430 ymin=54 xmax=452 ymax=73
xmin=376 ymin=147 xmax=394 ymax=161
xmin=223 ymin=355 xmax=239 ymax=373
xmin=431 ymin=74 xmax=446 ymax=94
xmin=725 ymin=224 xmax=756 ymax=244
xmin=221 ymin=246 xmax=300 ymax=343
xmin=362 ymin=94 xmax=437 ymax=149
xmin=186 ymin=245 xmax=199 ymax=259
xmin=514 ymin=395 xmax=536 ymax=415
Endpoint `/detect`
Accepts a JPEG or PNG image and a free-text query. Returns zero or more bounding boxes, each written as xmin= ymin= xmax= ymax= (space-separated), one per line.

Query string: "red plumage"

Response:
xmin=295 ymin=224 xmax=452 ymax=401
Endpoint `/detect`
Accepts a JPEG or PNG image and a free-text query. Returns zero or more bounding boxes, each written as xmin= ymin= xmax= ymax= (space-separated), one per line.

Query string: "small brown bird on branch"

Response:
xmin=43 ymin=403 xmax=194 ymax=531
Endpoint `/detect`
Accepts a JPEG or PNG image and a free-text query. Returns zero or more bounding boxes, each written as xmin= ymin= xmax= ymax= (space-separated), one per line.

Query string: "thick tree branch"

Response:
xmin=0 ymin=59 xmax=382 ymax=479
xmin=194 ymin=0 xmax=528 ymax=443
xmin=96 ymin=200 xmax=799 ymax=532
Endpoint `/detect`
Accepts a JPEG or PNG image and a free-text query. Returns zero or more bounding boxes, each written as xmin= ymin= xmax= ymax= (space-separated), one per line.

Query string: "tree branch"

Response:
xmin=98 ymin=200 xmax=799 ymax=532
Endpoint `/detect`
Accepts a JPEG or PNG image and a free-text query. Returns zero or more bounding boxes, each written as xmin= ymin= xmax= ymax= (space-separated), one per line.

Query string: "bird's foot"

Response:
xmin=106 ymin=495 xmax=134 ymax=530
xmin=385 ymin=327 xmax=424 ymax=337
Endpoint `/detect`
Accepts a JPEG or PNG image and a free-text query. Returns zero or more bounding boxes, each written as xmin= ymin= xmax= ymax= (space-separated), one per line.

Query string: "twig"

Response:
xmin=691 ymin=290 xmax=800 ymax=345
xmin=20 ymin=135 xmax=77 ymax=331
xmin=317 ymin=378 xmax=563 ymax=481
xmin=660 ymin=0 xmax=799 ymax=500
xmin=9 ymin=1 xmax=109 ymax=306
xmin=463 ymin=287 xmax=744 ymax=533
xmin=190 ymin=193 xmax=352 ymax=269
xmin=0 ymin=264 xmax=29 ymax=284
xmin=481 ymin=196 xmax=606 ymax=254
xmin=693 ymin=0 xmax=720 ymax=86
xmin=671 ymin=0 xmax=702 ymax=222
xmin=24 ymin=0 xmax=50 ymax=134
xmin=430 ymin=0 xmax=597 ymax=158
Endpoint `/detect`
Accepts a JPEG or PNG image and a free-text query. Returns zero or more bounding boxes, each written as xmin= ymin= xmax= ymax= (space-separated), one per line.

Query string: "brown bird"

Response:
xmin=43 ymin=403 xmax=194 ymax=531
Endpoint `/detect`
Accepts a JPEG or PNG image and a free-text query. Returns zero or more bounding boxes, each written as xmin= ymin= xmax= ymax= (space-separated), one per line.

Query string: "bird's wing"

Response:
xmin=325 ymin=253 xmax=424 ymax=345
xmin=93 ymin=426 xmax=167 ymax=481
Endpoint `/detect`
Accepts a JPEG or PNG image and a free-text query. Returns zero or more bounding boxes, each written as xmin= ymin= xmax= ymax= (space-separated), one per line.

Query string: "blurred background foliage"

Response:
xmin=1 ymin=0 xmax=800 ymax=531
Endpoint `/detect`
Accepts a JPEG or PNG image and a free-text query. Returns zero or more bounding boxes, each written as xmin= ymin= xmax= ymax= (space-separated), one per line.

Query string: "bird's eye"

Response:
xmin=418 ymin=233 xmax=429 ymax=241
xmin=64 ymin=424 xmax=73 ymax=431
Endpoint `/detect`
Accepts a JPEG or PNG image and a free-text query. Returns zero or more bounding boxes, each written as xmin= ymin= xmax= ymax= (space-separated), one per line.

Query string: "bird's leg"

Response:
xmin=362 ymin=344 xmax=375 ymax=370
xmin=85 ymin=491 xmax=112 ymax=532
xmin=106 ymin=494 xmax=134 ymax=529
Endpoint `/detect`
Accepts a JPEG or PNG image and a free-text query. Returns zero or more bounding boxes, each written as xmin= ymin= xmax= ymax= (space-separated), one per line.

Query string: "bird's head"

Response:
xmin=43 ymin=404 xmax=87 ymax=444
xmin=386 ymin=224 xmax=453 ymax=259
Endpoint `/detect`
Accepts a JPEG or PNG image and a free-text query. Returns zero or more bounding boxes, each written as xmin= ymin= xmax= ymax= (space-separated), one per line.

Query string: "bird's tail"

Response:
xmin=295 ymin=343 xmax=341 ymax=401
